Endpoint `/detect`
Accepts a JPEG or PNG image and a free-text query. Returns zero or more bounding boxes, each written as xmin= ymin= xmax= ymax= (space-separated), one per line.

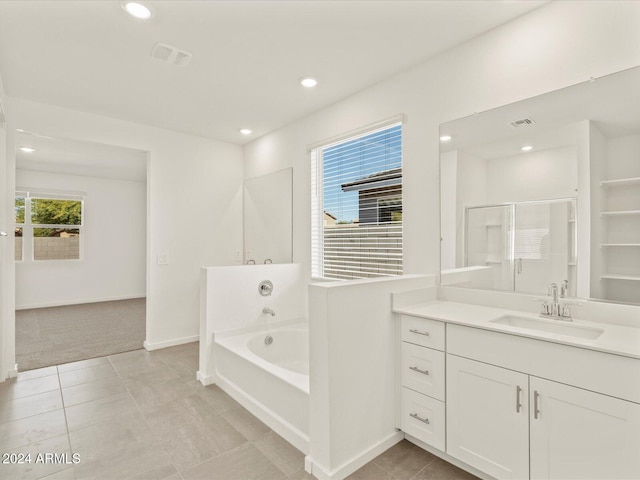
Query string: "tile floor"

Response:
xmin=0 ymin=342 xmax=478 ymax=480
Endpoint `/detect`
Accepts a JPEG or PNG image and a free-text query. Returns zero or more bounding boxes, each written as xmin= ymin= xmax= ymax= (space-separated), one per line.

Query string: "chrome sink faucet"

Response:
xmin=262 ymin=307 xmax=275 ymax=317
xmin=540 ymin=282 xmax=572 ymax=321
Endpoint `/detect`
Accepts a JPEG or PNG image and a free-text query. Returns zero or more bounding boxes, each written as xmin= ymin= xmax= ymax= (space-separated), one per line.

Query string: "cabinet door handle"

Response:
xmin=410 ymin=412 xmax=430 ymax=424
xmin=533 ymin=390 xmax=541 ymax=419
xmin=516 ymin=385 xmax=522 ymax=413
xmin=409 ymin=329 xmax=430 ymax=337
xmin=409 ymin=366 xmax=430 ymax=376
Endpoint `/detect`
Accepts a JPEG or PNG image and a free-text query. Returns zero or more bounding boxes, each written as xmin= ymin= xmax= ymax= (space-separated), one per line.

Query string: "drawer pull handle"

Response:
xmin=409 ymin=329 xmax=430 ymax=337
xmin=410 ymin=413 xmax=430 ymax=424
xmin=409 ymin=366 xmax=430 ymax=375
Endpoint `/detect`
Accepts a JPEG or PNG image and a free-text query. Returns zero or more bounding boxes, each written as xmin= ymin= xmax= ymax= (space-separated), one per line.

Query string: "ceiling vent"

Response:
xmin=151 ymin=43 xmax=192 ymax=67
xmin=509 ymin=118 xmax=535 ymax=128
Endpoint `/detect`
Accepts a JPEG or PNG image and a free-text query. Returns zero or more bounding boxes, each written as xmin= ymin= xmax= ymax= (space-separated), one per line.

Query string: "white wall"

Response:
xmin=243 ymin=0 xmax=640 ymax=281
xmin=15 ymin=169 xmax=146 ymax=309
xmin=486 ymin=146 xmax=577 ymax=204
xmin=308 ymin=274 xmax=435 ymax=480
xmin=7 ymin=97 xmax=244 ymax=352
xmin=198 ymin=263 xmax=306 ymax=384
xmin=0 ymin=71 xmax=16 ymax=380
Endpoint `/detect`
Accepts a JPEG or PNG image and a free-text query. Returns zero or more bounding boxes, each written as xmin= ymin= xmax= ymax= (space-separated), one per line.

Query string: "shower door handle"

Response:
xmin=516 ymin=258 xmax=523 ymax=274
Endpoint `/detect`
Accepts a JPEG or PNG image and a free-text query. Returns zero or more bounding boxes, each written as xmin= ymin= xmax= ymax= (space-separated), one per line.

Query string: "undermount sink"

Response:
xmin=490 ymin=315 xmax=604 ymax=340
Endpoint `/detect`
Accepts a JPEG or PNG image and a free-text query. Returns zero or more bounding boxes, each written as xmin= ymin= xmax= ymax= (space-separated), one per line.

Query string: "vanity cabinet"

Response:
xmin=397 ymin=314 xmax=640 ymax=480
xmin=398 ymin=315 xmax=446 ymax=450
xmin=446 ymin=355 xmax=529 ymax=479
xmin=446 ymin=324 xmax=640 ymax=480
xmin=447 ymin=355 xmax=640 ymax=480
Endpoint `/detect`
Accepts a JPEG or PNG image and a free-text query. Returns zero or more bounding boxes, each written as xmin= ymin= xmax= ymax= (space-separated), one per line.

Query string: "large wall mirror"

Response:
xmin=440 ymin=66 xmax=640 ymax=305
xmin=243 ymin=167 xmax=292 ymax=264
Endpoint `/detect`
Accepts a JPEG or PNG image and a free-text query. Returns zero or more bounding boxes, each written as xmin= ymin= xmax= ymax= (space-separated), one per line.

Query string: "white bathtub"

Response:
xmin=213 ymin=322 xmax=310 ymax=452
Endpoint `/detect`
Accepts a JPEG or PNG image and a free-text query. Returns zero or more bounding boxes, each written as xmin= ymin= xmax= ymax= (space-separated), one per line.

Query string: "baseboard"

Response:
xmin=307 ymin=430 xmax=404 ymax=480
xmin=214 ymin=370 xmax=310 ymax=454
xmin=196 ymin=370 xmax=213 ymax=386
xmin=144 ymin=335 xmax=198 ymax=351
xmin=15 ymin=294 xmax=146 ymax=310
xmin=7 ymin=364 xmax=18 ymax=379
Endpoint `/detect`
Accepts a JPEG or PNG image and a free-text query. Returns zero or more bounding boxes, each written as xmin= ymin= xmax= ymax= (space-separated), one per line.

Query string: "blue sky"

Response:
xmin=322 ymin=124 xmax=402 ymax=223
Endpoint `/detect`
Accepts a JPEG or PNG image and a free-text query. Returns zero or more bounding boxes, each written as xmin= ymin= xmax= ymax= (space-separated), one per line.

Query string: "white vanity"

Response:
xmin=394 ymin=297 xmax=640 ymax=480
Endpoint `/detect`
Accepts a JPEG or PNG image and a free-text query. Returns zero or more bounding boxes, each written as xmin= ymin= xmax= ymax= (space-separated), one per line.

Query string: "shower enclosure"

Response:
xmin=465 ymin=198 xmax=577 ymax=296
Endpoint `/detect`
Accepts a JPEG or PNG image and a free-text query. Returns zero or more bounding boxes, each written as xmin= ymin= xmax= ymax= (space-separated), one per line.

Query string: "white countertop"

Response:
xmin=394 ymin=300 xmax=640 ymax=360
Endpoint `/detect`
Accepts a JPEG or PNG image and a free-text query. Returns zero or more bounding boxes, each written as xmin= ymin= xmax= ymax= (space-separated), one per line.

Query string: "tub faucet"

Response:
xmin=262 ymin=307 xmax=275 ymax=317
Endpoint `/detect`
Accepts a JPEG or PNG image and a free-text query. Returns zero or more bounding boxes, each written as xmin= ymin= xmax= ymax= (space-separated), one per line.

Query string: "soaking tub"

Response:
xmin=213 ymin=321 xmax=310 ymax=452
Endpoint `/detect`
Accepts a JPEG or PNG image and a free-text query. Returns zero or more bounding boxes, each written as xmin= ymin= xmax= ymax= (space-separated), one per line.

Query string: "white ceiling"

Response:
xmin=0 ymin=0 xmax=548 ymax=145
xmin=440 ymin=65 xmax=640 ymax=160
xmin=16 ymin=132 xmax=147 ymax=182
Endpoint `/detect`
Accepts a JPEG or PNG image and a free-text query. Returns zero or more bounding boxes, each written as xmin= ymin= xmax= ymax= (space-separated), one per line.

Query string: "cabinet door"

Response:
xmin=530 ymin=377 xmax=640 ymax=480
xmin=447 ymin=355 xmax=529 ymax=480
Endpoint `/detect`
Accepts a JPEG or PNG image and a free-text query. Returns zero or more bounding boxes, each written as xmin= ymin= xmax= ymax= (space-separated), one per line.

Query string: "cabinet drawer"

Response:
xmin=401 ymin=315 xmax=445 ymax=350
xmin=401 ymin=387 xmax=445 ymax=451
xmin=401 ymin=343 xmax=445 ymax=401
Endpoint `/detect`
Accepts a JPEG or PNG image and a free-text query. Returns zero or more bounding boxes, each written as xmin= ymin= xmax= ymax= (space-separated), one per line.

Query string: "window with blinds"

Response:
xmin=311 ymin=122 xmax=403 ymax=280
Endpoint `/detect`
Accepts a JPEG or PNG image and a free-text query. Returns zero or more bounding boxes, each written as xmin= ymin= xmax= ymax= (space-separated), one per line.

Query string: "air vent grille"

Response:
xmin=151 ymin=43 xmax=192 ymax=67
xmin=509 ymin=118 xmax=535 ymax=128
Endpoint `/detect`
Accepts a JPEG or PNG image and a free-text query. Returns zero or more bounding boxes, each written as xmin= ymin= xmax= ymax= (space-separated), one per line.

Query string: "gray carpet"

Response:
xmin=16 ymin=298 xmax=146 ymax=371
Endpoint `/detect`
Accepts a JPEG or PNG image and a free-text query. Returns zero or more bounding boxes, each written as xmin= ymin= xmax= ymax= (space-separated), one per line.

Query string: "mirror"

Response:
xmin=440 ymin=66 xmax=640 ymax=305
xmin=243 ymin=167 xmax=292 ymax=264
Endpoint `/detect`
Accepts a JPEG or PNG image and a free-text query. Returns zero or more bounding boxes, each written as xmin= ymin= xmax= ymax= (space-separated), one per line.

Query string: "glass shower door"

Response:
xmin=513 ymin=200 xmax=576 ymax=295
xmin=465 ymin=205 xmax=513 ymax=291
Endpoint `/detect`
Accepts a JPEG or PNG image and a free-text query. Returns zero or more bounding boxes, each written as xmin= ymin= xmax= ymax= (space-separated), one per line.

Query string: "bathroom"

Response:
xmin=0 ymin=1 xmax=639 ymax=479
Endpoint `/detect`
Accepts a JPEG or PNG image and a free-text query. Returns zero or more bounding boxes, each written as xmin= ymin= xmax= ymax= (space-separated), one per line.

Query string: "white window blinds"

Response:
xmin=311 ymin=122 xmax=403 ymax=280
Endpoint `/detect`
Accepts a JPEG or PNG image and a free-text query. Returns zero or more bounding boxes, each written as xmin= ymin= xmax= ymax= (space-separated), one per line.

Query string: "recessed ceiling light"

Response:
xmin=122 ymin=2 xmax=152 ymax=20
xmin=240 ymin=128 xmax=252 ymax=135
xmin=521 ymin=145 xmax=533 ymax=152
xmin=300 ymin=77 xmax=318 ymax=88
xmin=440 ymin=135 xmax=452 ymax=142
xmin=18 ymin=146 xmax=36 ymax=153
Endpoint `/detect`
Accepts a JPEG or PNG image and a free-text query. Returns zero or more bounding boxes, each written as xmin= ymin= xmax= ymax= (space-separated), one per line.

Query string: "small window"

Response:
xmin=16 ymin=192 xmax=83 ymax=261
xmin=311 ymin=122 xmax=403 ymax=280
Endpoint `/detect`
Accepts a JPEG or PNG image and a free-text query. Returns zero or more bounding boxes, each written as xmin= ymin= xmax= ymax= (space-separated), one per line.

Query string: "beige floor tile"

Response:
xmin=68 ymin=412 xmax=159 ymax=464
xmin=57 ymin=357 xmax=110 ymax=373
xmin=252 ymin=430 xmax=305 ymax=477
xmin=73 ymin=441 xmax=176 ymax=480
xmin=61 ymin=377 xmax=128 ymax=407
xmin=0 ymin=375 xmax=60 ymax=401
xmin=16 ymin=366 xmax=58 ymax=381
xmin=144 ymin=396 xmax=247 ymax=470
xmin=0 ymin=409 xmax=67 ymax=451
xmin=412 ymin=457 xmax=480 ymax=480
xmin=346 ymin=462 xmax=396 ymax=480
xmin=124 ymin=376 xmax=202 ymax=411
xmin=0 ymin=434 xmax=74 ymax=480
xmin=196 ymin=384 xmax=241 ymax=412
xmin=58 ymin=364 xmax=118 ymax=389
xmin=373 ymin=440 xmax=437 ymax=480
xmin=64 ymin=393 xmax=140 ymax=432
xmin=38 ymin=467 xmax=77 ymax=480
xmin=0 ymin=389 xmax=63 ymax=423
xmin=180 ymin=442 xmax=286 ymax=480
xmin=220 ymin=405 xmax=271 ymax=441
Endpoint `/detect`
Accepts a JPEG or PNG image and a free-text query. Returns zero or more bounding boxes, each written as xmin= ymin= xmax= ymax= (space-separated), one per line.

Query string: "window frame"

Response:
xmin=15 ymin=190 xmax=85 ymax=263
xmin=310 ymin=118 xmax=404 ymax=280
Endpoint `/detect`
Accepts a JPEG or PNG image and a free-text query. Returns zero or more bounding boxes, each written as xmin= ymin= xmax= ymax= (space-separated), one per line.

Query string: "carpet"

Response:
xmin=15 ymin=298 xmax=146 ymax=371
